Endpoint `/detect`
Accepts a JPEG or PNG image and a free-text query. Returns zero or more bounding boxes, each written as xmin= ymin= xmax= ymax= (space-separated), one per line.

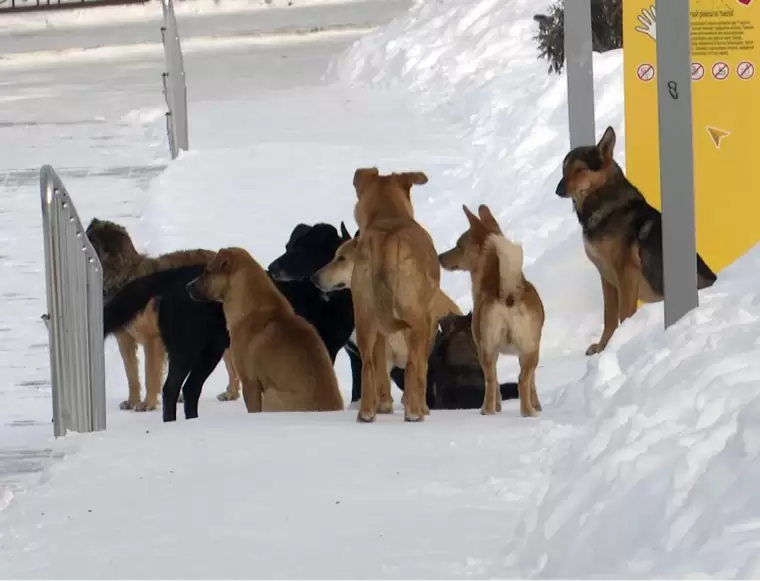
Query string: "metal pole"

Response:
xmin=564 ymin=0 xmax=596 ymax=147
xmin=655 ymin=0 xmax=699 ymax=328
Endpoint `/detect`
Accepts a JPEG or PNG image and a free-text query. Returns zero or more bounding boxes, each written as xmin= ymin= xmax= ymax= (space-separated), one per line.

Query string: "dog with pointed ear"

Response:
xmin=339 ymin=221 xmax=352 ymax=242
xmin=555 ymin=125 xmax=619 ymax=207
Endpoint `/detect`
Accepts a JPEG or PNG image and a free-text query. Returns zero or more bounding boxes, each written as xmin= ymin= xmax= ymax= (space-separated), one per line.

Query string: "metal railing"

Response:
xmin=160 ymin=0 xmax=189 ymax=159
xmin=40 ymin=165 xmax=106 ymax=438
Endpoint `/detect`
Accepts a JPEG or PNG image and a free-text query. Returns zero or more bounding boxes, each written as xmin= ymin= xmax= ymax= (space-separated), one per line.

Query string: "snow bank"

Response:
xmin=327 ymin=0 xmax=760 ymax=577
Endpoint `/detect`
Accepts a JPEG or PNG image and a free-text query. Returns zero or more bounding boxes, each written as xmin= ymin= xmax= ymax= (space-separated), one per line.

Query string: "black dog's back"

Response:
xmin=634 ymin=201 xmax=718 ymax=297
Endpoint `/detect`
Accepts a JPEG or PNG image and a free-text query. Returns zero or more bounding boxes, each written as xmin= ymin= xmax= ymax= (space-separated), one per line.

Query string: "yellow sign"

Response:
xmin=624 ymin=0 xmax=760 ymax=272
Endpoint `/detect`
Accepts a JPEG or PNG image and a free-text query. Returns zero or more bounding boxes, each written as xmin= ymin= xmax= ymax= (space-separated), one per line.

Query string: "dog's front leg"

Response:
xmin=586 ymin=277 xmax=620 ymax=355
xmin=116 ymin=332 xmax=141 ymax=410
xmin=136 ymin=337 xmax=165 ymax=412
xmin=242 ymin=378 xmax=263 ymax=413
xmin=217 ymin=350 xmax=241 ymax=402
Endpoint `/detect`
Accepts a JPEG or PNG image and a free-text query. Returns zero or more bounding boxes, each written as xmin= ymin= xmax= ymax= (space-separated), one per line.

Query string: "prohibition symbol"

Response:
xmin=691 ymin=62 xmax=705 ymax=81
xmin=637 ymin=63 xmax=655 ymax=82
xmin=712 ymin=61 xmax=730 ymax=80
xmin=737 ymin=61 xmax=755 ymax=80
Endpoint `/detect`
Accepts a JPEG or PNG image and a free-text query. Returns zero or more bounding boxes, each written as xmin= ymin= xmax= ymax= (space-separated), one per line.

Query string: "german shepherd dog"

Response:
xmin=85 ymin=218 xmax=238 ymax=411
xmin=555 ymin=126 xmax=718 ymax=355
xmin=431 ymin=312 xmax=519 ymax=410
xmin=439 ymin=205 xmax=545 ymax=417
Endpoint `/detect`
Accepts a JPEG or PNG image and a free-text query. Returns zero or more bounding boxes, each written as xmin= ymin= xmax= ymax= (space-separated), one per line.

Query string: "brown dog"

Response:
xmin=86 ymin=218 xmax=239 ymax=411
xmin=555 ymin=126 xmax=717 ymax=355
xmin=312 ymin=233 xmax=461 ymax=378
xmin=349 ymin=167 xmax=441 ymax=422
xmin=186 ymin=247 xmax=343 ymax=413
xmin=439 ymin=204 xmax=544 ymax=417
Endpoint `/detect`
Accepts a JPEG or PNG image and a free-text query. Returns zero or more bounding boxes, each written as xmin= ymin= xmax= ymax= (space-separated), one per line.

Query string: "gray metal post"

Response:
xmin=564 ymin=0 xmax=596 ymax=147
xmin=655 ymin=0 xmax=698 ymax=328
xmin=160 ymin=0 xmax=189 ymax=159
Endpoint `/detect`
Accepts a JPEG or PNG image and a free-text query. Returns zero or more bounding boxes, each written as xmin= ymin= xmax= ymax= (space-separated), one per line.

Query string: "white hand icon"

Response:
xmin=635 ymin=5 xmax=657 ymax=41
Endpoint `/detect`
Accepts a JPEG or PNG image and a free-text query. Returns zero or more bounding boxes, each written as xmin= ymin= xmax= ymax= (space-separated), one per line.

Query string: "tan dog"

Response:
xmin=438 ymin=204 xmax=544 ymax=417
xmin=349 ymin=167 xmax=441 ymax=422
xmin=312 ymin=234 xmax=462 ymax=374
xmin=186 ymin=247 xmax=343 ymax=413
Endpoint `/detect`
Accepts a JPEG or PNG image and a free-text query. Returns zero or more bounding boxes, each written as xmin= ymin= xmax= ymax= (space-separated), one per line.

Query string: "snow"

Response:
xmin=1 ymin=0 xmax=760 ymax=577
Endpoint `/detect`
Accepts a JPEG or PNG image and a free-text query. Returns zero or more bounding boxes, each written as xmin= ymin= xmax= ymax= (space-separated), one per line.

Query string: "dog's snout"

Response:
xmin=555 ymin=177 xmax=567 ymax=197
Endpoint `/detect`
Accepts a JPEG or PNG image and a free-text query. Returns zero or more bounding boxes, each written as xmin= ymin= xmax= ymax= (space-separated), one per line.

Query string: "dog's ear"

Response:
xmin=477 ymin=204 xmax=503 ymax=235
xmin=209 ymin=248 xmax=234 ymax=273
xmin=596 ymin=126 xmax=616 ymax=164
xmin=397 ymin=171 xmax=428 ymax=191
xmin=463 ymin=205 xmax=488 ymax=244
xmin=353 ymin=167 xmax=379 ymax=195
xmin=353 ymin=228 xmax=361 ymax=239
xmin=438 ymin=314 xmax=460 ymax=336
xmin=86 ymin=218 xmax=100 ymax=232
xmin=339 ymin=221 xmax=352 ymax=242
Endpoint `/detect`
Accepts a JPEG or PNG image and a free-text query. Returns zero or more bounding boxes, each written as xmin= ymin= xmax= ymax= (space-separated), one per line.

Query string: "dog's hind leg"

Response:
xmin=136 ymin=337 xmax=166 ymax=412
xmin=618 ymin=264 xmax=640 ymax=322
xmin=242 ymin=377 xmax=264 ymax=413
xmin=476 ymin=348 xmax=500 ymax=415
xmin=374 ymin=337 xmax=393 ymax=414
xmin=217 ymin=350 xmax=240 ymax=402
xmin=116 ymin=332 xmax=142 ymax=410
xmin=355 ymin=323 xmax=380 ymax=423
xmin=162 ymin=357 xmax=191 ymax=422
xmin=517 ymin=352 xmax=539 ymax=418
xmin=402 ymin=318 xmax=436 ymax=422
xmin=182 ymin=342 xmax=226 ymax=420
xmin=586 ymin=277 xmax=620 ymax=356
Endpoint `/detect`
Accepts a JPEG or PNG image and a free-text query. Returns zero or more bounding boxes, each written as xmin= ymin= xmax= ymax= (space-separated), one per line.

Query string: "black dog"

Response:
xmin=103 ymin=223 xmax=355 ymax=422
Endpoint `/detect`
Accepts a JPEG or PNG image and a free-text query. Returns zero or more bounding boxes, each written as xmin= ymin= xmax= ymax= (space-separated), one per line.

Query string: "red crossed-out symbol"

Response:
xmin=737 ymin=0 xmax=752 ymax=7
xmin=637 ymin=63 xmax=655 ymax=82
xmin=737 ymin=61 xmax=755 ymax=79
xmin=712 ymin=61 xmax=730 ymax=80
xmin=691 ymin=62 xmax=705 ymax=80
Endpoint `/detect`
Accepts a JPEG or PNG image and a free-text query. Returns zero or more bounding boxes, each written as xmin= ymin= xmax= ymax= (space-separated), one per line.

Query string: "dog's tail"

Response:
xmin=103 ymin=264 xmax=206 ymax=337
xmin=488 ymin=234 xmax=525 ymax=303
xmin=370 ymin=240 xmax=412 ymax=334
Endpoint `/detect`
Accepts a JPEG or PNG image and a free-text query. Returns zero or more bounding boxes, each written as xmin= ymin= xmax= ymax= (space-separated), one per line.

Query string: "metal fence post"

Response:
xmin=40 ymin=165 xmax=106 ymax=437
xmin=655 ymin=0 xmax=699 ymax=328
xmin=564 ymin=0 xmax=596 ymax=147
xmin=160 ymin=0 xmax=189 ymax=159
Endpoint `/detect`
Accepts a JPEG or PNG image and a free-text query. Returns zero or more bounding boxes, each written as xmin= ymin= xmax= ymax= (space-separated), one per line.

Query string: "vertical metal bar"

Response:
xmin=169 ymin=0 xmax=189 ymax=152
xmin=655 ymin=0 xmax=698 ymax=328
xmin=564 ymin=0 xmax=596 ymax=147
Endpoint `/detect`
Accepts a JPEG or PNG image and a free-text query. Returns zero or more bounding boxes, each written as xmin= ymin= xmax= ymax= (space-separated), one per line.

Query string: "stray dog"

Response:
xmin=187 ymin=247 xmax=343 ymax=413
xmin=555 ymin=126 xmax=718 ymax=355
xmin=103 ymin=264 xmax=227 ymax=422
xmin=312 ymin=232 xmax=464 ymax=408
xmin=439 ymin=204 xmax=544 ymax=417
xmin=349 ymin=167 xmax=441 ymax=422
xmin=86 ymin=218 xmax=238 ymax=411
xmin=430 ymin=312 xmax=519 ymax=410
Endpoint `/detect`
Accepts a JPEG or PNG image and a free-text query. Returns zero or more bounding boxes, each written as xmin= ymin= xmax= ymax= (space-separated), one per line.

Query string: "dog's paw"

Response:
xmin=217 ymin=391 xmax=240 ymax=402
xmin=403 ymin=412 xmax=425 ymax=423
xmin=480 ymin=406 xmax=497 ymax=416
xmin=520 ymin=406 xmax=538 ymax=418
xmin=134 ymin=401 xmax=159 ymax=412
xmin=356 ymin=411 xmax=376 ymax=423
xmin=377 ymin=399 xmax=394 ymax=414
xmin=585 ymin=342 xmax=603 ymax=356
xmin=119 ymin=399 xmax=138 ymax=411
